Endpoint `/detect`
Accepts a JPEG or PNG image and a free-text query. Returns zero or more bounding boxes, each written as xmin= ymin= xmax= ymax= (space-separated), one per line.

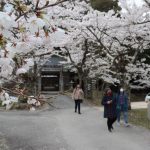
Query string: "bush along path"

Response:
xmin=0 ymin=87 xmax=58 ymax=111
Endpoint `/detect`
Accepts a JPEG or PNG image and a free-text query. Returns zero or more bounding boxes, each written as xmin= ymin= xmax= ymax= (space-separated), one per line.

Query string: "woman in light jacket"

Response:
xmin=72 ymin=84 xmax=84 ymax=114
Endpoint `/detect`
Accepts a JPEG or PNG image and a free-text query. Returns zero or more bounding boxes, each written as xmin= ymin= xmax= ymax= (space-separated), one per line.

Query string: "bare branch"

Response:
xmin=15 ymin=0 xmax=69 ymax=21
xmin=144 ymin=0 xmax=150 ymax=8
xmin=63 ymin=47 xmax=75 ymax=65
xmin=15 ymin=11 xmax=30 ymax=21
xmin=37 ymin=0 xmax=69 ymax=10
xmin=86 ymin=26 xmax=113 ymax=57
xmin=35 ymin=0 xmax=40 ymax=9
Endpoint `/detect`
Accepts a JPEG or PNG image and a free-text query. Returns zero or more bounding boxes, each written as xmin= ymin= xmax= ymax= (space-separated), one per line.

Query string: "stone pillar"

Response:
xmin=84 ymin=78 xmax=92 ymax=99
xmin=59 ymin=66 xmax=64 ymax=93
xmin=148 ymin=102 xmax=150 ymax=120
xmin=91 ymin=79 xmax=96 ymax=98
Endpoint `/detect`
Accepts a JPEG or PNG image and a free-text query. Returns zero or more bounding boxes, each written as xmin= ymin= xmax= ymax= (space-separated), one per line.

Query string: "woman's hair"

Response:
xmin=104 ymin=88 xmax=111 ymax=96
xmin=76 ymin=84 xmax=80 ymax=88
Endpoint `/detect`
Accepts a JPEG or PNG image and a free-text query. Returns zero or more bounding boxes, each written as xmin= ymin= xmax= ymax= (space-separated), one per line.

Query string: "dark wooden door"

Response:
xmin=41 ymin=75 xmax=59 ymax=91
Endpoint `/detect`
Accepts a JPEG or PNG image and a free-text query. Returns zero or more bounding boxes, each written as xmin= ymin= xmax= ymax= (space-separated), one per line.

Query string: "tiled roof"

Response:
xmin=43 ymin=55 xmax=67 ymax=67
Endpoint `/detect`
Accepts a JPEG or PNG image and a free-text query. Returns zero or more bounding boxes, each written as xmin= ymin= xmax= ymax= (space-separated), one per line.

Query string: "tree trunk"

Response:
xmin=77 ymin=69 xmax=83 ymax=87
xmin=101 ymin=80 xmax=106 ymax=97
xmin=78 ymin=74 xmax=83 ymax=87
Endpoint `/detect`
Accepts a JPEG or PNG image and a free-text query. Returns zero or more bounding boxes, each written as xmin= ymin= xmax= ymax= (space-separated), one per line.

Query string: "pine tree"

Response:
xmin=91 ymin=0 xmax=121 ymax=12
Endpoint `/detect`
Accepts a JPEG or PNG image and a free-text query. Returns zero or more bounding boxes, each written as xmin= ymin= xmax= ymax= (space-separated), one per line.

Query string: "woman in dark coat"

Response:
xmin=101 ymin=89 xmax=117 ymax=132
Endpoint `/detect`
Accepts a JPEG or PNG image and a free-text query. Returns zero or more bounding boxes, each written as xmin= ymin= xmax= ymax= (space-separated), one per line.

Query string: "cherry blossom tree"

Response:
xmin=49 ymin=0 xmax=150 ymax=91
xmin=79 ymin=0 xmax=150 ymax=91
xmin=49 ymin=0 xmax=98 ymax=86
xmin=0 ymin=0 xmax=69 ymax=83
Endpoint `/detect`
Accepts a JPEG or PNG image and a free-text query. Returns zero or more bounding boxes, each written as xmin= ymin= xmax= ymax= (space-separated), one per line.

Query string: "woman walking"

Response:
xmin=116 ymin=88 xmax=129 ymax=127
xmin=72 ymin=84 xmax=84 ymax=114
xmin=101 ymin=88 xmax=117 ymax=132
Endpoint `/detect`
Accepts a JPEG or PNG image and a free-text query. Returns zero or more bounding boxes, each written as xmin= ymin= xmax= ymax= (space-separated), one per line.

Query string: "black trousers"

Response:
xmin=75 ymin=100 xmax=81 ymax=113
xmin=107 ymin=117 xmax=117 ymax=130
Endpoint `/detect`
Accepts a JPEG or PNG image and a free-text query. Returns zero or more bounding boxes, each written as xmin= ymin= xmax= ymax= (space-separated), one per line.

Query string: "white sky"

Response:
xmin=127 ymin=0 xmax=145 ymax=7
xmin=119 ymin=0 xmax=146 ymax=12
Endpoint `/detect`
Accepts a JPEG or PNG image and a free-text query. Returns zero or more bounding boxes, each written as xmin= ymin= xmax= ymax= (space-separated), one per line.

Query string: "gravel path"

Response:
xmin=0 ymin=95 xmax=149 ymax=150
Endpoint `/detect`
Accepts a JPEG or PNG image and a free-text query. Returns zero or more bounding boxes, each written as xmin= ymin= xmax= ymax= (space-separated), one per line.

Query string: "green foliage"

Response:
xmin=0 ymin=101 xmax=3 ymax=107
xmin=138 ymin=49 xmax=150 ymax=64
xmin=18 ymin=96 xmax=28 ymax=103
xmin=129 ymin=109 xmax=150 ymax=129
xmin=91 ymin=0 xmax=121 ymax=12
xmin=0 ymin=1 xmax=5 ymax=11
xmin=12 ymin=103 xmax=29 ymax=110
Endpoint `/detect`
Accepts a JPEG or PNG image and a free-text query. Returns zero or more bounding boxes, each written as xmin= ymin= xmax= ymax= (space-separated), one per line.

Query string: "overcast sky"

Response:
xmin=119 ymin=0 xmax=145 ymax=12
xmin=127 ymin=0 xmax=145 ymax=7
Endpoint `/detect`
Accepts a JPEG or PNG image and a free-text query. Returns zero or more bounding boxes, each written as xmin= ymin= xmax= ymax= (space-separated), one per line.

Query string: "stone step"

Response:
xmin=41 ymin=91 xmax=59 ymax=95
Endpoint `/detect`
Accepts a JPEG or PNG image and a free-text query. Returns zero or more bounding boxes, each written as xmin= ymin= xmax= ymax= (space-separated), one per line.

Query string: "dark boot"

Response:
xmin=107 ymin=118 xmax=112 ymax=132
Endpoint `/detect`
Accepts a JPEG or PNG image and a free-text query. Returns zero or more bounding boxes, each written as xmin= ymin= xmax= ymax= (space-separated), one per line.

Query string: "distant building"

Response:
xmin=38 ymin=55 xmax=73 ymax=93
xmin=38 ymin=55 xmax=94 ymax=98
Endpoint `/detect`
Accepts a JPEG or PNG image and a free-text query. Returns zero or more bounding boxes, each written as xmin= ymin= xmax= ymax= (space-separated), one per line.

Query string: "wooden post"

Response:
xmin=85 ymin=78 xmax=92 ymax=99
xmin=91 ymin=79 xmax=96 ymax=99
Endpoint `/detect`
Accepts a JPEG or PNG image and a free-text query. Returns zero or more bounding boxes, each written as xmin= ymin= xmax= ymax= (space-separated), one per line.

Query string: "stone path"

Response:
xmin=131 ymin=101 xmax=148 ymax=109
xmin=0 ymin=95 xmax=149 ymax=150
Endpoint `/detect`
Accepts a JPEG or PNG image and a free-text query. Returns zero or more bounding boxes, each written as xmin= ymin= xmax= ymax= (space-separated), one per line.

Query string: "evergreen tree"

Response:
xmin=91 ymin=0 xmax=121 ymax=12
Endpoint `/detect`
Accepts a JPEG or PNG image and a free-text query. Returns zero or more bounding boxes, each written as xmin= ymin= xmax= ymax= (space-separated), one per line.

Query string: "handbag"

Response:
xmin=79 ymin=99 xmax=83 ymax=103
